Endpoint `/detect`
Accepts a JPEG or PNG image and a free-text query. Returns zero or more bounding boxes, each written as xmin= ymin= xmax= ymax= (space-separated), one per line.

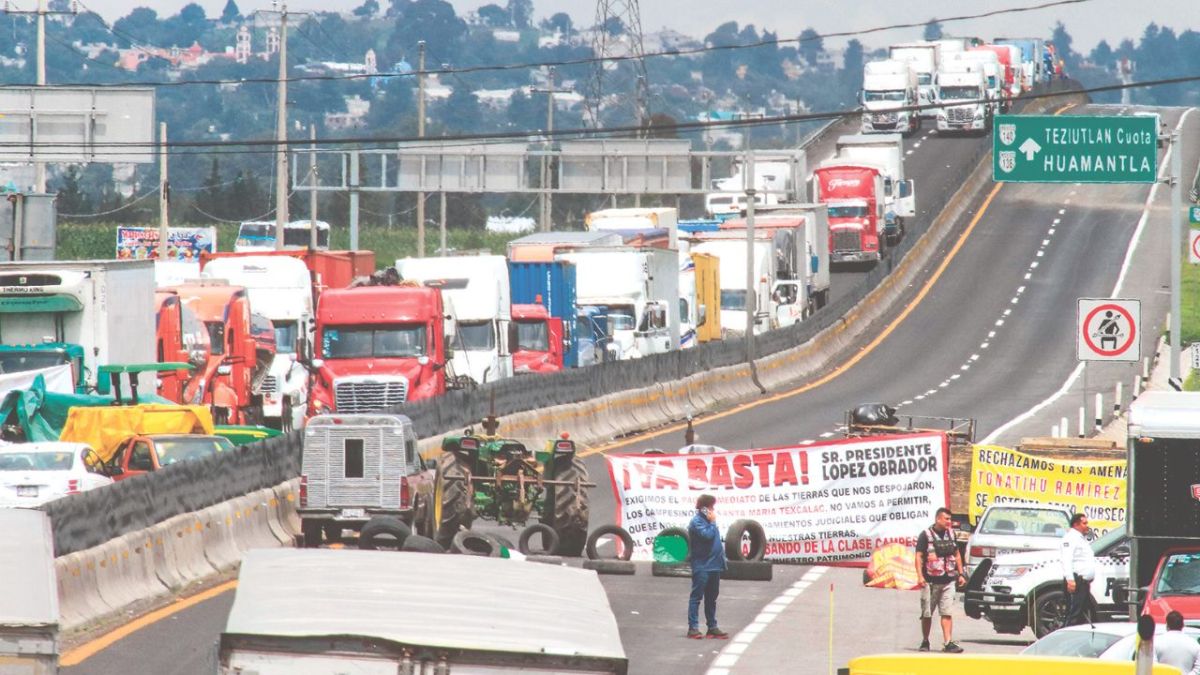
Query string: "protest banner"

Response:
xmin=606 ymin=433 xmax=949 ymax=564
xmin=968 ymin=444 xmax=1125 ymax=536
xmin=116 ymin=226 xmax=216 ymax=261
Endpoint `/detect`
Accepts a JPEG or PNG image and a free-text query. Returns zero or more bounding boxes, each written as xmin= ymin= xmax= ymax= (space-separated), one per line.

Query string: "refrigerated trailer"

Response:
xmin=0 ymin=509 xmax=58 ymax=674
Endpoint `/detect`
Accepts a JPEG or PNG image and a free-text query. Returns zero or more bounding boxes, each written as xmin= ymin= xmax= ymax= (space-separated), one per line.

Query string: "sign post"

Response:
xmin=993 ymin=115 xmax=1158 ymax=184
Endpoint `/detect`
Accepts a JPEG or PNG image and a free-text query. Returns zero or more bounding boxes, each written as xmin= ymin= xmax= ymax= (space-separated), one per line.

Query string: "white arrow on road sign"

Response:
xmin=1077 ymin=298 xmax=1140 ymax=362
xmin=1018 ymin=138 xmax=1042 ymax=161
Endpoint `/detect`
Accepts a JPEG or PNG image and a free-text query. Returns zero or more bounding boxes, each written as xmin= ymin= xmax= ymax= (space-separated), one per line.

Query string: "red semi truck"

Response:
xmin=811 ymin=163 xmax=887 ymax=265
xmin=511 ymin=303 xmax=564 ymax=374
xmin=308 ymin=285 xmax=453 ymax=416
xmin=154 ymin=290 xmax=211 ymax=405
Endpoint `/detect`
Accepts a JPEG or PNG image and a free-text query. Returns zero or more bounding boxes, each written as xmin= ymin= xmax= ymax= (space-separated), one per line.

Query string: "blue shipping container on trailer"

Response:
xmin=509 ymin=261 xmax=582 ymax=368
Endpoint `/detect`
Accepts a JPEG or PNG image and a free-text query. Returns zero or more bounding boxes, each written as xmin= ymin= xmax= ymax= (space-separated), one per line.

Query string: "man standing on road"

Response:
xmin=1060 ymin=513 xmax=1096 ymax=626
xmin=915 ymin=507 xmax=966 ymax=653
xmin=1156 ymin=611 xmax=1200 ymax=674
xmin=687 ymin=494 xmax=728 ymax=640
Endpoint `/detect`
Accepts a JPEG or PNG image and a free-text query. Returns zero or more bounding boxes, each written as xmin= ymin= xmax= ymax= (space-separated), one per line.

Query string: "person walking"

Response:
xmin=686 ymin=494 xmax=728 ymax=640
xmin=915 ymin=507 xmax=966 ymax=653
xmin=1060 ymin=513 xmax=1096 ymax=627
xmin=1155 ymin=611 xmax=1200 ymax=674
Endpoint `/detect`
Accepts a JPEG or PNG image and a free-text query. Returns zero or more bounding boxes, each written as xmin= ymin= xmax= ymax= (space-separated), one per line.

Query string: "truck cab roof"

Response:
xmin=318 ymin=285 xmax=442 ymax=324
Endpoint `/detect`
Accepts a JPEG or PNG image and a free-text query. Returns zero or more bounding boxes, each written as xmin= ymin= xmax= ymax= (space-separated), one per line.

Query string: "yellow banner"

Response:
xmin=968 ymin=445 xmax=1126 ymax=536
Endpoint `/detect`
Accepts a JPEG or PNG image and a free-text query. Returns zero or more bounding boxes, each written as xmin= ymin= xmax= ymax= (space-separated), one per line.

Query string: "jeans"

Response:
xmin=689 ymin=569 xmax=721 ymax=630
xmin=1064 ymin=574 xmax=1092 ymax=626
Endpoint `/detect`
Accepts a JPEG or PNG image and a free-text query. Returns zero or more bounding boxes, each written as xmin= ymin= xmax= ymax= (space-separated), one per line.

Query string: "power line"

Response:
xmin=39 ymin=0 xmax=1095 ymax=90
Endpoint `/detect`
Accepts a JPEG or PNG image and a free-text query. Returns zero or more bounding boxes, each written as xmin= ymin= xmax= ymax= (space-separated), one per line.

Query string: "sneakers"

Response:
xmin=918 ymin=640 xmax=930 ymax=652
xmin=943 ymin=641 xmax=964 ymax=653
xmin=686 ymin=628 xmax=703 ymax=639
xmin=706 ymin=628 xmax=730 ymax=639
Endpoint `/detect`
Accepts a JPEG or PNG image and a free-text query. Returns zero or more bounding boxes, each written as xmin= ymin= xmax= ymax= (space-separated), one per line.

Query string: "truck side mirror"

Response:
xmin=697 ymin=305 xmax=707 ymax=328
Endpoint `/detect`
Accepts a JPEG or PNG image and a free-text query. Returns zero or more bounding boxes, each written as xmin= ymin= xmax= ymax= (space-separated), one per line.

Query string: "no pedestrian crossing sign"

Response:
xmin=1077 ymin=298 xmax=1141 ymax=362
xmin=993 ymin=115 xmax=1158 ymax=184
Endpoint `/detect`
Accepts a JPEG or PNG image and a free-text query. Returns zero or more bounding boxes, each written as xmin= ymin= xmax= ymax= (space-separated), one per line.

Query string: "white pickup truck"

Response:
xmin=964 ymin=525 xmax=1131 ymax=637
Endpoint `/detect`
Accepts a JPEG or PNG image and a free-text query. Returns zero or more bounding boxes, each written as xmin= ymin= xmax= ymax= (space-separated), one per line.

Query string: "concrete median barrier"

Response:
xmin=200 ymin=503 xmax=242 ymax=572
xmin=274 ymin=479 xmax=301 ymax=537
xmin=55 ymin=551 xmax=111 ymax=632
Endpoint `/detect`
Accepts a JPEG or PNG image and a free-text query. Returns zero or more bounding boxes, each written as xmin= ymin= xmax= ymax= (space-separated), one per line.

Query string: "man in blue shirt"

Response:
xmin=687 ymin=494 xmax=729 ymax=639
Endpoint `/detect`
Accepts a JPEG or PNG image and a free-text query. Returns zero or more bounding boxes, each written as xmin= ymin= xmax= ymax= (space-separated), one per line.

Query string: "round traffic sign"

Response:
xmin=1192 ymin=231 xmax=1200 ymax=261
xmin=1082 ymin=303 xmax=1137 ymax=357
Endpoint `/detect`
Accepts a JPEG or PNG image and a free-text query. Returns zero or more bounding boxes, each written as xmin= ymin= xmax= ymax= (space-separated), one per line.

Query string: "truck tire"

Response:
xmin=725 ymin=520 xmax=767 ymax=562
xmin=300 ymin=519 xmax=323 ymax=548
xmin=586 ymin=525 xmax=634 ymax=561
xmin=722 ymin=560 xmax=773 ymax=582
xmin=583 ymin=559 xmax=637 ymax=575
xmin=280 ymin=399 xmax=294 ymax=433
xmin=451 ymin=530 xmax=501 ymax=557
xmin=401 ymin=534 xmax=445 ymax=553
xmin=432 ymin=452 xmax=473 ymax=549
xmin=1033 ymin=588 xmax=1069 ymax=638
xmin=549 ymin=456 xmax=590 ymax=557
xmin=518 ymin=523 xmax=560 ymax=556
xmin=358 ymin=516 xmax=411 ymax=551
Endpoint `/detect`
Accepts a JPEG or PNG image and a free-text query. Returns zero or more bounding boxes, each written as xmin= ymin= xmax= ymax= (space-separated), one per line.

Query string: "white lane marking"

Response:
xmin=981 ymin=342 xmax=989 ymax=349
xmin=987 ymin=331 xmax=996 ymax=339
xmin=982 ymin=108 xmax=1194 ymax=445
xmin=1031 ymin=261 xmax=1039 ymax=269
xmin=915 ymin=394 xmax=925 ymax=400
xmin=951 ymin=373 xmax=962 ymax=380
xmin=1053 ymin=218 xmax=1061 ymax=224
xmin=1024 ymin=272 xmax=1032 ymax=280
xmin=1064 ymin=198 xmax=1071 ymax=204
xmin=939 ymin=381 xmax=949 ymax=388
xmin=706 ymin=567 xmax=829 ymax=675
xmin=970 ymin=353 xmax=980 ymax=361
xmin=1048 ymin=228 xmax=1055 ymax=235
xmin=995 ymin=319 xmax=1004 ymax=326
xmin=1036 ymin=250 xmax=1044 ymax=257
xmin=1017 ymin=285 xmax=1026 ymax=294
xmin=1011 ymin=297 xmax=1019 ymax=304
xmin=913 ymin=142 xmax=922 ymax=149
xmin=1058 ymin=209 xmax=1066 ymax=215
xmin=798 ymin=439 xmax=815 ymax=445
xmin=926 ymin=389 xmax=937 ymax=395
xmin=901 ymin=399 xmax=913 ymax=406
xmin=819 ymin=432 xmax=834 ymax=438
xmin=1004 ymin=309 xmax=1012 ymax=316
xmin=1042 ymin=239 xmax=1050 ymax=246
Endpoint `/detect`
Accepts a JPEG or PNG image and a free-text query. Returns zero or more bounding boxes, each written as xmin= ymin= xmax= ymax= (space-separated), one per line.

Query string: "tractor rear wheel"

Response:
xmin=549 ymin=456 xmax=590 ymax=557
xmin=432 ymin=452 xmax=473 ymax=550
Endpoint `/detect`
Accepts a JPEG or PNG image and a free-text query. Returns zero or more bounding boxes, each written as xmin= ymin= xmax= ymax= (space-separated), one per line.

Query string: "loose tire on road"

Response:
xmin=725 ymin=520 xmax=767 ymax=562
xmin=584 ymin=558 xmax=636 ymax=575
xmin=432 ymin=452 xmax=473 ymax=549
xmin=586 ymin=524 xmax=634 ymax=561
xmin=549 ymin=455 xmax=590 ymax=557
xmin=651 ymin=561 xmax=692 ymax=578
xmin=452 ymin=530 xmax=501 ymax=557
xmin=519 ymin=523 xmax=560 ymax=556
xmin=358 ymin=516 xmax=411 ymax=551
xmin=722 ymin=560 xmax=773 ymax=582
xmin=401 ymin=533 xmax=445 ymax=553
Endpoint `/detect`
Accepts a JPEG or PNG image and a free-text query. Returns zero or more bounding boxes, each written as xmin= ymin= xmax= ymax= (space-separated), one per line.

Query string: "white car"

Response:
xmin=965 ymin=503 xmax=1072 ymax=576
xmin=0 ymin=442 xmax=113 ymax=507
xmin=1022 ymin=621 xmax=1200 ymax=660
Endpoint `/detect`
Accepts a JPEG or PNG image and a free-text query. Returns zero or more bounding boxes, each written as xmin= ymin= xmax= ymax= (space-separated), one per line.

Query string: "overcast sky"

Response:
xmin=78 ymin=0 xmax=1195 ymax=52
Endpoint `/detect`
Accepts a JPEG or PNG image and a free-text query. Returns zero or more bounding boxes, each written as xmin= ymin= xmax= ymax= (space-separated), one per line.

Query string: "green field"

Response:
xmin=55 ymin=221 xmax=524 ymax=268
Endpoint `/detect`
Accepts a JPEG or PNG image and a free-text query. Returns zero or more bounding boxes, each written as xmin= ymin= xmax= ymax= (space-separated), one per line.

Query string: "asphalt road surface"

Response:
xmin=64 ymin=105 xmax=1198 ymax=675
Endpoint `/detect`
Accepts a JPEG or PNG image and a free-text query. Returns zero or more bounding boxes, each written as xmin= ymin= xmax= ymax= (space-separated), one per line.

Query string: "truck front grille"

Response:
xmin=260 ymin=376 xmax=278 ymax=395
xmin=871 ymin=112 xmax=897 ymax=125
xmin=334 ymin=380 xmax=408 ymax=413
xmin=948 ymin=107 xmax=973 ymax=123
xmin=832 ymin=230 xmax=862 ymax=252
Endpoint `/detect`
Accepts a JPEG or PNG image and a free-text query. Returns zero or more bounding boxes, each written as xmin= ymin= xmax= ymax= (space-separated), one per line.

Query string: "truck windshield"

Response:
xmin=206 ymin=322 xmax=226 ymax=355
xmin=864 ymin=89 xmax=906 ymax=102
xmin=514 ymin=320 xmax=549 ymax=352
xmin=282 ymin=227 xmax=330 ymax=248
xmin=322 ymin=325 xmax=427 ymax=358
xmin=720 ymin=289 xmax=748 ymax=311
xmin=827 ymin=205 xmax=869 ymax=219
xmin=155 ymin=436 xmax=234 ymax=465
xmin=237 ymin=223 xmax=272 ymax=240
xmin=456 ymin=321 xmax=495 ymax=351
xmin=1155 ymin=553 xmax=1200 ymax=595
xmin=916 ymin=73 xmax=932 ymax=85
xmin=274 ymin=321 xmax=297 ymax=354
xmin=604 ymin=308 xmax=636 ymax=332
xmin=977 ymin=507 xmax=1069 ymax=537
xmin=0 ymin=350 xmax=69 ymax=374
xmin=940 ymin=86 xmax=980 ymax=100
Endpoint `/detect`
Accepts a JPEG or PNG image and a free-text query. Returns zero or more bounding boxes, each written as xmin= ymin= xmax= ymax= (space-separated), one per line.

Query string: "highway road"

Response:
xmin=63 ymin=105 xmax=1196 ymax=675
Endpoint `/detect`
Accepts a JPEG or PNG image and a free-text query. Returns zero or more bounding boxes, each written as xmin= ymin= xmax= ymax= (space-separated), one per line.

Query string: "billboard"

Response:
xmin=116 ymin=226 xmax=216 ymax=261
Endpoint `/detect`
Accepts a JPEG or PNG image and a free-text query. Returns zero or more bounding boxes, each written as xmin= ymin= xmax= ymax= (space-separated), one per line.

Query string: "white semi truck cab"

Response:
xmin=936 ymin=63 xmax=990 ymax=133
xmin=861 ymin=60 xmax=919 ymax=136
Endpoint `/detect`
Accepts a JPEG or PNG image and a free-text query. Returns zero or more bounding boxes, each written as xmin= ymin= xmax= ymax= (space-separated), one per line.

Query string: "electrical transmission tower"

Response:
xmin=587 ymin=0 xmax=649 ymax=130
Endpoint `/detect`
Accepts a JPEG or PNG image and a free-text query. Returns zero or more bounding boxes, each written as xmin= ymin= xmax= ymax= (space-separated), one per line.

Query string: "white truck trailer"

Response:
xmin=0 ymin=260 xmax=156 ymax=393
xmin=217 ymin=549 xmax=628 ymax=674
xmin=395 ymin=254 xmax=513 ymax=385
xmin=834 ymin=134 xmax=916 ymax=244
xmin=585 ymin=207 xmax=679 ymax=249
xmin=690 ymin=232 xmax=801 ymax=335
xmin=748 ymin=204 xmax=833 ymax=312
xmin=935 ymin=60 xmax=991 ymax=133
xmin=555 ymin=247 xmax=680 ymax=360
xmin=888 ymin=41 xmax=941 ymax=118
xmin=202 ymin=255 xmax=313 ymax=430
xmin=0 ymin=509 xmax=58 ymax=674
xmin=861 ymin=60 xmax=919 ymax=135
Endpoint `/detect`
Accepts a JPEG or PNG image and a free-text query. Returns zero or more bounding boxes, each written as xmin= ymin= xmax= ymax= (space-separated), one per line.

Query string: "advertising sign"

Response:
xmin=968 ymin=445 xmax=1125 ymax=537
xmin=606 ymin=433 xmax=949 ymax=564
xmin=116 ymin=226 xmax=216 ymax=261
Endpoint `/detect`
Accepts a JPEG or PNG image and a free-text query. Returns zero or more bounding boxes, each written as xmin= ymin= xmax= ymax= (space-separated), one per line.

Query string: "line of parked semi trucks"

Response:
xmin=0 ymin=28 xmax=1059 ymax=430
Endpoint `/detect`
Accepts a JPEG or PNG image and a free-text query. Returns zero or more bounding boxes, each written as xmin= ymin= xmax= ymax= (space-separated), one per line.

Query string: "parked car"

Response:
xmin=102 ymin=434 xmax=234 ymax=481
xmin=1022 ymin=621 xmax=1200 ymax=660
xmin=0 ymin=442 xmax=112 ymax=506
xmin=1142 ymin=547 xmax=1200 ymax=624
xmin=965 ymin=503 xmax=1072 ymax=576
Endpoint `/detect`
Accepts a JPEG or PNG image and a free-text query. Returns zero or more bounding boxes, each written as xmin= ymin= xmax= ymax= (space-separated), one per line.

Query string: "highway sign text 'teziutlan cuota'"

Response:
xmin=994 ymin=115 xmax=1158 ymax=184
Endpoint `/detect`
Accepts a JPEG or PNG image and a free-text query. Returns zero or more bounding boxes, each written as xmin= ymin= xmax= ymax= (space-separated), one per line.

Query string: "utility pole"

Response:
xmin=4 ymin=0 xmax=77 ymax=193
xmin=157 ymin=122 xmax=169 ymax=259
xmin=1169 ymin=127 xmax=1183 ymax=382
xmin=273 ymin=2 xmax=289 ymax=251
xmin=533 ymin=66 xmax=557 ymax=232
xmin=308 ymin=125 xmax=318 ymax=249
xmin=416 ymin=40 xmax=426 ymax=257
xmin=744 ymin=151 xmax=766 ymax=394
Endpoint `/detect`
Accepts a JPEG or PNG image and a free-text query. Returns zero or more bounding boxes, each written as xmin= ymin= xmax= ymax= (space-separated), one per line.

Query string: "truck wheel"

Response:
xmin=280 ymin=399 xmax=294 ymax=433
xmin=358 ymin=516 xmax=411 ymax=551
xmin=300 ymin=520 xmax=323 ymax=548
xmin=432 ymin=452 xmax=473 ymax=550
xmin=549 ymin=456 xmax=590 ymax=557
xmin=1033 ymin=588 xmax=1069 ymax=638
xmin=401 ymin=533 xmax=445 ymax=553
xmin=724 ymin=520 xmax=767 ymax=562
xmin=586 ymin=525 xmax=634 ymax=561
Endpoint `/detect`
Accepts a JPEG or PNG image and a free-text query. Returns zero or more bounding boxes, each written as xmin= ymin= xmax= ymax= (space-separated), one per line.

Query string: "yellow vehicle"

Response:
xmin=59 ymin=404 xmax=214 ymax=465
xmin=847 ymin=654 xmax=1180 ymax=674
xmin=691 ymin=251 xmax=721 ymax=343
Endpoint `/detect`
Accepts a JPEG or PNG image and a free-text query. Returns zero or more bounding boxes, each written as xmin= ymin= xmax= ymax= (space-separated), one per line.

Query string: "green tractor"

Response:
xmin=422 ymin=414 xmax=593 ymax=556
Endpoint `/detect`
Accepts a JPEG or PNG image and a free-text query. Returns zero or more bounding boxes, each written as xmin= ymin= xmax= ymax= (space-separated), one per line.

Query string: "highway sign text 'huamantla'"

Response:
xmin=994 ymin=115 xmax=1158 ymax=184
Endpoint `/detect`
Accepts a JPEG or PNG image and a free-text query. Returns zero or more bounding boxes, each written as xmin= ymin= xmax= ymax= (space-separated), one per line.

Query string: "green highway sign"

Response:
xmin=1190 ymin=206 xmax=1200 ymax=224
xmin=993 ymin=115 xmax=1158 ymax=184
